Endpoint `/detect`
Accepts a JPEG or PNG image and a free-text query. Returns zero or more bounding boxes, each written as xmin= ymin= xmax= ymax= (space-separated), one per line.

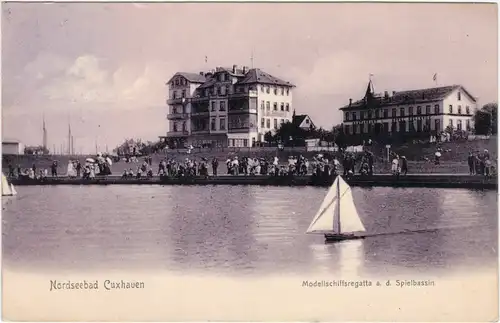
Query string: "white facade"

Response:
xmin=165 ymin=67 xmax=295 ymax=148
xmin=255 ymin=84 xmax=294 ymax=141
xmin=341 ymin=85 xmax=477 ymax=136
xmin=2 ymin=142 xmax=24 ymax=155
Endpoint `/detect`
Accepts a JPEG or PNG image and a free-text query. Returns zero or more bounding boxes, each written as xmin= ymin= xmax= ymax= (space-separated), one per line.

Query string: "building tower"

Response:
xmin=42 ymin=113 xmax=47 ymax=153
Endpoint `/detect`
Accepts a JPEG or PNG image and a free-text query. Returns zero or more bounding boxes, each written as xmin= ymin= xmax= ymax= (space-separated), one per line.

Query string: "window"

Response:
xmin=172 ymin=91 xmax=177 ymax=99
xmin=458 ymin=91 xmax=461 ymax=101
xmin=273 ymin=102 xmax=278 ymax=111
xmin=274 ymin=87 xmax=278 ymax=95
xmin=225 ymin=86 xmax=230 ymax=95
xmin=426 ymin=105 xmax=431 ymax=114
xmin=280 ymin=103 xmax=284 ymax=111
xmin=375 ymin=109 xmax=380 ymax=118
xmin=458 ymin=105 xmax=462 ymax=114
xmin=449 ymin=119 xmax=454 ymax=127
xmin=261 ymin=100 xmax=265 ymax=110
xmin=383 ymin=109 xmax=388 ymax=118
xmin=285 ymin=103 xmax=290 ymax=111
xmin=175 ymin=79 xmax=179 ymax=86
xmin=281 ymin=88 xmax=284 ymax=95
xmin=266 ymin=119 xmax=270 ymax=128
xmin=391 ymin=122 xmax=397 ymax=132
xmin=466 ymin=106 xmax=470 ymax=115
xmin=417 ymin=106 xmax=422 ymax=115
xmin=252 ymin=137 xmax=256 ymax=147
xmin=457 ymin=120 xmax=462 ymax=130
xmin=220 ymin=118 xmax=226 ymax=130
xmin=417 ymin=119 xmax=422 ymax=132
xmin=435 ymin=119 xmax=440 ymax=132
xmin=261 ymin=86 xmax=265 ymax=93
xmin=243 ymin=139 xmax=248 ymax=147
xmin=280 ymin=119 xmax=284 ymax=125
xmin=205 ymin=89 xmax=209 ymax=97
xmin=434 ymin=104 xmax=439 ymax=114
xmin=466 ymin=120 xmax=471 ymax=131
xmin=181 ymin=90 xmax=186 ymax=98
xmin=305 ymin=118 xmax=310 ymax=124
xmin=286 ymin=88 xmax=289 ymax=96
xmin=217 ymin=87 xmax=221 ymax=95
xmin=368 ymin=110 xmax=372 ymax=119
xmin=173 ymin=122 xmax=178 ymax=131
xmin=182 ymin=121 xmax=187 ymax=131
xmin=266 ymin=86 xmax=270 ymax=94
xmin=345 ymin=112 xmax=350 ymax=121
xmin=219 ymin=102 xmax=226 ymax=111
xmin=172 ymin=107 xmax=177 ymax=114
xmin=266 ymin=101 xmax=270 ymax=111
xmin=425 ymin=119 xmax=430 ymax=131
xmin=391 ymin=108 xmax=397 ymax=117
xmin=261 ymin=118 xmax=265 ymax=128
xmin=400 ymin=108 xmax=405 ymax=117
xmin=211 ymin=118 xmax=216 ymax=130
xmin=409 ymin=107 xmax=414 ymax=115
xmin=449 ymin=105 xmax=453 ymax=114
xmin=345 ymin=125 xmax=351 ymax=135
xmin=352 ymin=112 xmax=357 ymax=121
xmin=273 ymin=118 xmax=278 ymax=129
xmin=211 ymin=102 xmax=216 ymax=111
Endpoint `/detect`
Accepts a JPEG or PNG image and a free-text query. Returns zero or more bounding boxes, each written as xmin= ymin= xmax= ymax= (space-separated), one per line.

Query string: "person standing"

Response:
xmin=467 ymin=152 xmax=475 ymax=175
xmin=400 ymin=156 xmax=408 ymax=175
xmin=212 ymin=157 xmax=219 ymax=176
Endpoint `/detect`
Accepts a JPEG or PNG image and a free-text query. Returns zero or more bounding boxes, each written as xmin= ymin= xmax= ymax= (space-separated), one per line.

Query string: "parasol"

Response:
xmin=106 ymin=157 xmax=113 ymax=165
xmin=86 ymin=158 xmax=95 ymax=163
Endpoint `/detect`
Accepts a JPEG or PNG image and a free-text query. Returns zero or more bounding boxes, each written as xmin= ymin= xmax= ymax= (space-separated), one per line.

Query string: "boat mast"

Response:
xmin=337 ymin=176 xmax=341 ymax=234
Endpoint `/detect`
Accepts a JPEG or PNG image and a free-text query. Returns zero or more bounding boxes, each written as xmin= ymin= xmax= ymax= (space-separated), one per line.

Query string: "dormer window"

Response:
xmin=274 ymin=87 xmax=278 ymax=95
xmin=266 ymin=86 xmax=270 ymax=94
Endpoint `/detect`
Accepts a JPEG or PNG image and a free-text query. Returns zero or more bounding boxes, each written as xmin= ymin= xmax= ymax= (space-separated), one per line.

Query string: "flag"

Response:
xmin=433 ymin=73 xmax=437 ymax=81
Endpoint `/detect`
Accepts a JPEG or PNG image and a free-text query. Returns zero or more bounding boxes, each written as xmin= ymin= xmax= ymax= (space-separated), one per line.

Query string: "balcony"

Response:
xmin=191 ymin=96 xmax=210 ymax=103
xmin=191 ymin=129 xmax=210 ymax=135
xmin=167 ymin=130 xmax=189 ymax=137
xmin=228 ymin=126 xmax=258 ymax=133
xmin=167 ymin=113 xmax=189 ymax=120
xmin=167 ymin=97 xmax=188 ymax=105
xmin=191 ymin=110 xmax=210 ymax=117
xmin=229 ymin=90 xmax=258 ymax=99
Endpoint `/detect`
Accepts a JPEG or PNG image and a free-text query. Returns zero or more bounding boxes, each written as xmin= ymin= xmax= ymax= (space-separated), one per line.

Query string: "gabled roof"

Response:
xmin=293 ymin=114 xmax=315 ymax=128
xmin=340 ymin=84 xmax=476 ymax=110
xmin=236 ymin=68 xmax=295 ymax=87
xmin=166 ymin=72 xmax=206 ymax=84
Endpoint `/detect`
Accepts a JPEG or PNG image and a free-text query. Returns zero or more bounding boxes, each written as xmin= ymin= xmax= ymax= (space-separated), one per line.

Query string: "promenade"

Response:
xmin=9 ymin=173 xmax=498 ymax=189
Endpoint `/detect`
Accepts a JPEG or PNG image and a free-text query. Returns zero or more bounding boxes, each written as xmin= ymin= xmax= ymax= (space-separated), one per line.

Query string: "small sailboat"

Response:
xmin=2 ymin=172 xmax=17 ymax=197
xmin=306 ymin=175 xmax=366 ymax=242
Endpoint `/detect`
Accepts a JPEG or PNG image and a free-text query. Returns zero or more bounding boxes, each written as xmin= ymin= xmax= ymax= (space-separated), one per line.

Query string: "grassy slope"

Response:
xmin=2 ymin=137 xmax=497 ymax=175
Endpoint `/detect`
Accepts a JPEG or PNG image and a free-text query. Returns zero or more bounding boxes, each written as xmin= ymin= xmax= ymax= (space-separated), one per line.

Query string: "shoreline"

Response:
xmin=7 ymin=174 xmax=498 ymax=189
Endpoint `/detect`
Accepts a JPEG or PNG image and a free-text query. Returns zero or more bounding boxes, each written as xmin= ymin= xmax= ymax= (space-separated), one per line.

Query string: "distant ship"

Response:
xmin=306 ymin=175 xmax=365 ymax=242
xmin=2 ymin=173 xmax=17 ymax=196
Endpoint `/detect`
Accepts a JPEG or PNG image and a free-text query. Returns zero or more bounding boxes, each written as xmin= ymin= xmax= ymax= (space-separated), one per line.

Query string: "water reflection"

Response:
xmin=2 ymin=185 xmax=497 ymax=277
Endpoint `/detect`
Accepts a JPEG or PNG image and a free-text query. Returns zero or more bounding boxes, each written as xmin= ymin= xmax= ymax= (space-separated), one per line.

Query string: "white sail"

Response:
xmin=10 ymin=183 xmax=17 ymax=196
xmin=306 ymin=177 xmax=339 ymax=233
xmin=306 ymin=175 xmax=365 ymax=234
xmin=2 ymin=173 xmax=13 ymax=196
xmin=337 ymin=176 xmax=365 ymax=232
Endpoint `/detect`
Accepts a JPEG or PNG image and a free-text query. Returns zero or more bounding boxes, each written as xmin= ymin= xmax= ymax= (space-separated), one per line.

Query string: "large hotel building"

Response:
xmin=162 ymin=65 xmax=295 ymax=148
xmin=340 ymin=82 xmax=477 ymax=140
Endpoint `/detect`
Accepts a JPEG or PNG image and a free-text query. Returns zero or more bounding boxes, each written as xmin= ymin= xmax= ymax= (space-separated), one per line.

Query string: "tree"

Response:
xmin=481 ymin=102 xmax=497 ymax=134
xmin=263 ymin=131 xmax=274 ymax=145
xmin=333 ymin=125 xmax=347 ymax=150
xmin=473 ymin=109 xmax=493 ymax=135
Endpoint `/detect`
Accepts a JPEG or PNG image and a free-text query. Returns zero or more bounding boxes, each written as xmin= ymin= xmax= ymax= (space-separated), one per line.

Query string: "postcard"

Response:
xmin=1 ymin=1 xmax=498 ymax=321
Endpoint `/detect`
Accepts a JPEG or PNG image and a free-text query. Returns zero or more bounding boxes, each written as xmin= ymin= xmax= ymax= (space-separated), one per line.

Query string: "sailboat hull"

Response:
xmin=324 ymin=233 xmax=365 ymax=242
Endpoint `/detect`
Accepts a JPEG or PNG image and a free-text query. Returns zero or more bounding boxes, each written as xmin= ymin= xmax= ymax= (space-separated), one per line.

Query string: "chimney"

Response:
xmin=349 ymin=98 xmax=352 ymax=106
xmin=199 ymin=72 xmax=204 ymax=76
xmin=392 ymin=91 xmax=396 ymax=96
xmin=384 ymin=91 xmax=389 ymax=98
xmin=232 ymin=64 xmax=238 ymax=73
xmin=242 ymin=66 xmax=248 ymax=74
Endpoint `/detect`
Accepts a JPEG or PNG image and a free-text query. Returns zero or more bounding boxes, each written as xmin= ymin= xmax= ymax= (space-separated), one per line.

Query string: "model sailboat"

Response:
xmin=306 ymin=175 xmax=365 ymax=242
xmin=2 ymin=172 xmax=17 ymax=197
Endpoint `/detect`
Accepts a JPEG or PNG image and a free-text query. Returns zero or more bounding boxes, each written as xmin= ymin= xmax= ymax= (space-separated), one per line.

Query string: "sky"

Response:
xmin=1 ymin=2 xmax=498 ymax=154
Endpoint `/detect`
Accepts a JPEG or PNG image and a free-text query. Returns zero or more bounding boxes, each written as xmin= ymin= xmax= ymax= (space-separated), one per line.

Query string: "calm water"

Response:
xmin=2 ymin=185 xmax=498 ymax=277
